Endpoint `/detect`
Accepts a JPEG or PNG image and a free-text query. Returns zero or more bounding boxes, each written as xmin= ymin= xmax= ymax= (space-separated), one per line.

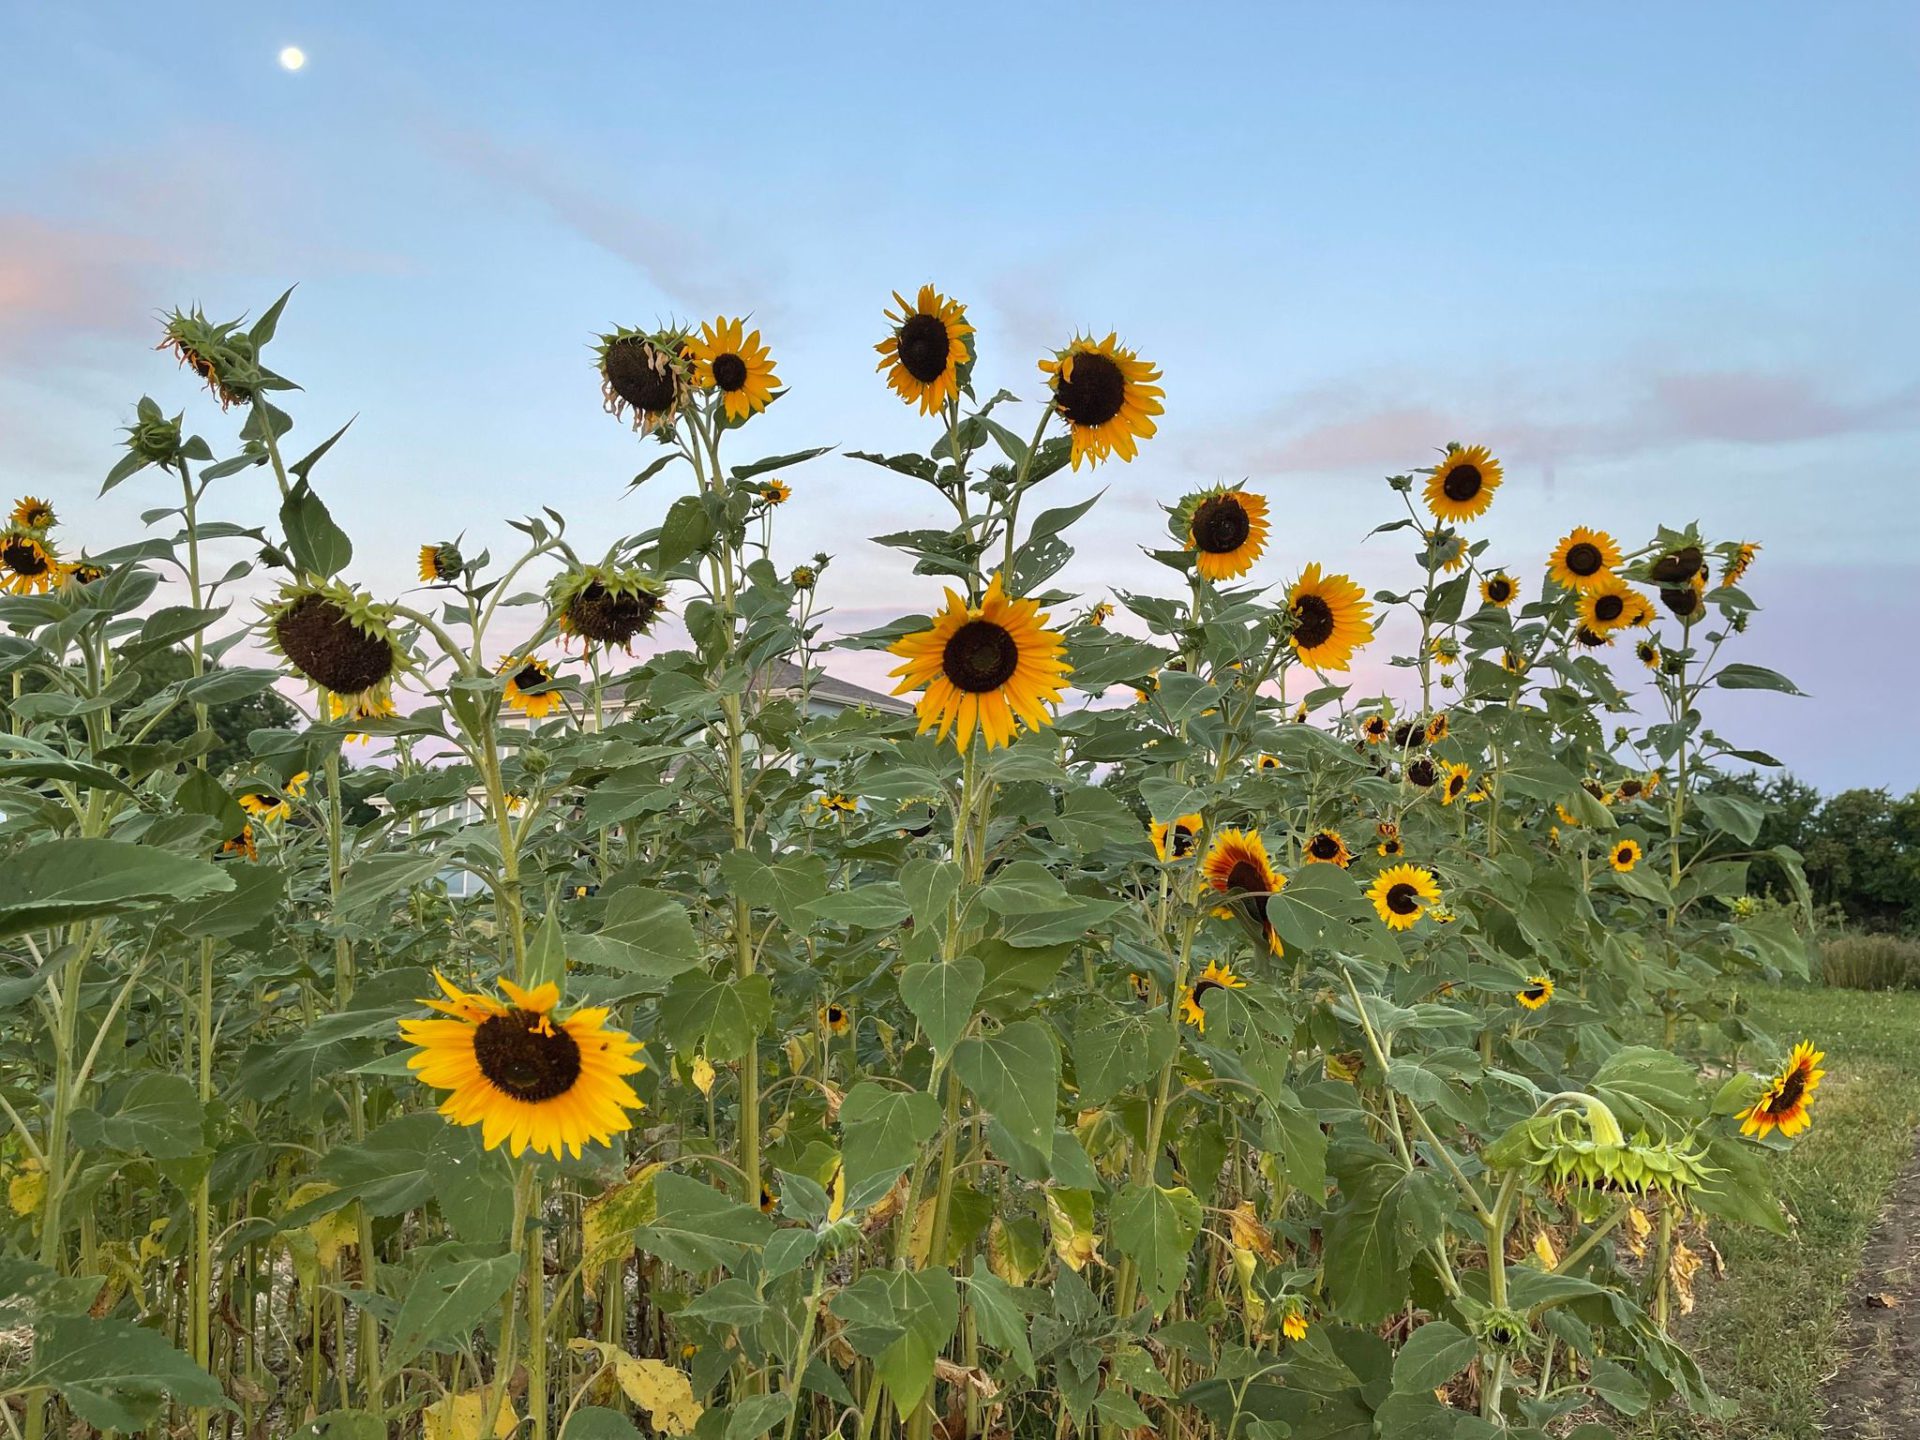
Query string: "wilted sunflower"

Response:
xmin=499 ymin=655 xmax=562 ymax=719
xmin=1661 ymin=582 xmax=1704 ymax=621
xmin=1441 ymin=762 xmax=1472 ymax=805
xmin=1573 ymin=625 xmax=1616 ymax=649
xmin=1178 ymin=959 xmax=1247 ymax=1034
xmin=875 ymin=286 xmax=972 ymax=414
xmin=418 ymin=541 xmax=462 ymax=584
xmin=1610 ymin=838 xmax=1642 ymax=872
xmin=263 ymin=581 xmax=404 ymax=709
xmin=1578 ymin=575 xmax=1639 ymax=634
xmin=818 ymin=793 xmax=858 ymax=816
xmin=819 ymin=1003 xmax=851 ymax=1036
xmin=887 ymin=572 xmax=1070 ymax=751
xmin=1406 ymin=757 xmax=1440 ymax=789
xmin=761 ymin=479 xmax=792 ymax=506
xmin=1480 ymin=571 xmax=1519 ymax=609
xmin=689 ymin=316 xmax=780 ymax=422
xmin=1516 ymin=975 xmax=1555 ymax=1010
xmin=1184 ymin=486 xmax=1270 ymax=582
xmin=1426 ymin=713 xmax=1450 ymax=743
xmin=552 ymin=565 xmax=668 ymax=653
xmin=1739 ymin=1041 xmax=1825 ymax=1139
xmin=1368 ymin=864 xmax=1440 ymax=930
xmin=1303 ymin=829 xmax=1351 ymax=867
xmin=10 ymin=496 xmax=54 ymax=531
xmin=1722 ymin=541 xmax=1760 ymax=588
xmin=0 ymin=529 xmax=58 ymax=594
xmin=1362 ymin=715 xmax=1389 ymax=745
xmin=1151 ymin=812 xmax=1205 ymax=863
xmin=1547 ymin=527 xmax=1622 ymax=591
xmin=1201 ymin=828 xmax=1285 ymax=955
xmin=398 ymin=974 xmax=645 ymax=1159
xmin=598 ymin=327 xmax=690 ymax=434
xmin=1424 ymin=444 xmax=1503 ymax=523
xmin=1039 ymin=332 xmax=1163 ymax=469
xmin=1287 ymin=564 xmax=1375 ymax=671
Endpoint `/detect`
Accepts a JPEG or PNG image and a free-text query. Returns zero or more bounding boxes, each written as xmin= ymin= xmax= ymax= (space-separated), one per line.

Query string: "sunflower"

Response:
xmin=1361 ymin=715 xmax=1389 ymax=745
xmin=1430 ymin=636 xmax=1460 ymax=668
xmin=1151 ymin=812 xmax=1205 ymax=863
xmin=1302 ymin=829 xmax=1351 ymax=867
xmin=1424 ymin=444 xmax=1503 ymax=523
xmin=1441 ymin=762 xmax=1472 ymax=805
xmin=1086 ymin=601 xmax=1115 ymax=627
xmin=263 ymin=581 xmax=404 ymax=710
xmin=1287 ymin=565 xmax=1375 ymax=671
xmin=1281 ymin=1302 xmax=1311 ymax=1343
xmin=1185 ymin=486 xmax=1270 ymax=582
xmin=689 ymin=316 xmax=780 ymax=422
xmin=1722 ymin=541 xmax=1760 ymax=589
xmin=1573 ymin=625 xmax=1615 ymax=650
xmin=1 ymin=529 xmax=58 ymax=594
xmin=1480 ymin=571 xmax=1519 ymax=609
xmin=818 ymin=793 xmax=858 ymax=816
xmin=1577 ymin=575 xmax=1639 ymax=634
xmin=58 ymin=560 xmax=107 ymax=589
xmin=819 ymin=1003 xmax=851 ymax=1036
xmin=1547 ymin=527 xmax=1621 ymax=591
xmin=887 ymin=572 xmax=1070 ymax=751
xmin=1178 ymin=959 xmax=1247 ymax=1034
xmin=1256 ymin=754 xmax=1281 ymax=772
xmin=761 ymin=479 xmax=792 ymax=506
xmin=1039 ymin=332 xmax=1163 ymax=469
xmin=10 ymin=496 xmax=54 ymax=531
xmin=1377 ymin=834 xmax=1403 ymax=857
xmin=1406 ymin=757 xmax=1439 ymax=789
xmin=1368 ymin=864 xmax=1440 ymax=930
xmin=1129 ymin=972 xmax=1154 ymax=1004
xmin=500 ymin=655 xmax=562 ymax=719
xmin=1516 ymin=975 xmax=1555 ymax=1010
xmin=1421 ymin=529 xmax=1470 ymax=575
xmin=1201 ymin=829 xmax=1286 ymax=955
xmin=875 ymin=286 xmax=972 ymax=414
xmin=1636 ymin=640 xmax=1662 ymax=672
xmin=220 ymin=825 xmax=258 ymax=862
xmin=598 ymin=327 xmax=691 ymax=434
xmin=1661 ymin=583 xmax=1704 ymax=621
xmin=399 ymin=974 xmax=645 ymax=1159
xmin=1609 ymin=838 xmax=1642 ymax=872
xmin=1739 ymin=1042 xmax=1825 ymax=1139
xmin=238 ymin=773 xmax=307 ymax=824
xmin=1501 ymin=649 xmax=1530 ymax=675
xmin=418 ymin=541 xmax=462 ymax=584
xmin=552 ymin=565 xmax=669 ymax=653
xmin=1426 ymin=713 xmax=1450 ymax=743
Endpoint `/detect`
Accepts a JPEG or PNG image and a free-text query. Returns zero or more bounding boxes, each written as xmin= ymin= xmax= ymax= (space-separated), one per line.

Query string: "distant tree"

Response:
xmin=121 ymin=646 xmax=301 ymax=775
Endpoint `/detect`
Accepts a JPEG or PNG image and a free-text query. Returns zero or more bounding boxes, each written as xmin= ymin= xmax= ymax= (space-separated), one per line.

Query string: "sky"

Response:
xmin=2 ymin=3 xmax=1916 ymax=791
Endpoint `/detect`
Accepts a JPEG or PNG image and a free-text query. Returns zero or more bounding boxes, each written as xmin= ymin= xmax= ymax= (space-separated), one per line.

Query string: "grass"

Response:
xmin=1644 ymin=987 xmax=1920 ymax=1440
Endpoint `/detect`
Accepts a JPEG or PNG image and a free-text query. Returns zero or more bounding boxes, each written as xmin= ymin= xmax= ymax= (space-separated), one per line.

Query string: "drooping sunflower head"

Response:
xmin=1441 ymin=762 xmax=1472 ymax=805
xmin=1039 ymin=332 xmax=1163 ymax=469
xmin=875 ymin=286 xmax=973 ymax=415
xmin=1287 ymin=564 xmax=1375 ymax=671
xmin=499 ymin=654 xmax=563 ymax=719
xmin=1610 ymin=838 xmax=1642 ymax=872
xmin=1738 ymin=1041 xmax=1825 ymax=1139
xmin=1635 ymin=640 xmax=1662 ymax=672
xmin=1150 ymin=812 xmax=1205 ymax=863
xmin=1573 ymin=625 xmax=1615 ymax=650
xmin=597 ymin=326 xmax=692 ymax=434
xmin=398 ymin=973 xmax=646 ymax=1159
xmin=887 ymin=572 xmax=1071 ymax=751
xmin=1424 ymin=444 xmax=1504 ymax=523
xmin=1178 ymin=959 xmax=1247 ymax=1034
xmin=1421 ymin=528 xmax=1471 ymax=576
xmin=1362 ymin=715 xmax=1389 ymax=745
xmin=1182 ymin=486 xmax=1270 ymax=582
xmin=552 ymin=564 xmax=669 ymax=653
xmin=0 ymin=529 xmax=59 ymax=594
xmin=1501 ymin=648 xmax=1530 ymax=675
xmin=1660 ymin=583 xmax=1704 ymax=622
xmin=1426 ymin=713 xmax=1450 ymax=743
xmin=10 ymin=496 xmax=55 ymax=531
xmin=418 ymin=541 xmax=463 ymax=584
xmin=1721 ymin=541 xmax=1760 ymax=589
xmin=1516 ymin=975 xmax=1555 ymax=1010
xmin=238 ymin=786 xmax=293 ymax=824
xmin=1547 ymin=527 xmax=1622 ymax=592
xmin=1368 ymin=863 xmax=1440 ymax=931
xmin=1480 ymin=571 xmax=1519 ymax=609
xmin=262 ymin=580 xmax=404 ymax=707
xmin=1201 ymin=829 xmax=1285 ymax=955
xmin=158 ymin=305 xmax=273 ymax=409
xmin=819 ymin=1003 xmax=851 ymax=1036
xmin=1406 ymin=757 xmax=1440 ymax=789
xmin=1303 ymin=829 xmax=1351 ymax=867
xmin=689 ymin=316 xmax=780 ymax=422
xmin=1085 ymin=600 xmax=1115 ymax=628
xmin=1577 ymin=574 xmax=1640 ymax=634
xmin=1391 ymin=720 xmax=1426 ymax=750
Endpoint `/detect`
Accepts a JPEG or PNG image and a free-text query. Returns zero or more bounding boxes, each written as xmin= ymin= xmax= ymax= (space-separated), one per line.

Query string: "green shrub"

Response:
xmin=1819 ymin=932 xmax=1920 ymax=991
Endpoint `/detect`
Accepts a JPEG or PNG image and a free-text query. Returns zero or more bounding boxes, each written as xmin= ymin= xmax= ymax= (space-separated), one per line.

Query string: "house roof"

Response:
xmin=762 ymin=658 xmax=913 ymax=715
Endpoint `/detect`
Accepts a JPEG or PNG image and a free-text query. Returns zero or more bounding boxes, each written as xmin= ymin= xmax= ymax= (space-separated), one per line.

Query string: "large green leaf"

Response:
xmin=898 ymin=956 xmax=983 ymax=1056
xmin=955 ymin=1020 xmax=1059 ymax=1159
xmin=21 ymin=1316 xmax=226 ymax=1432
xmin=384 ymin=1250 xmax=522 ymax=1369
xmin=70 ymin=1073 xmax=204 ymax=1160
xmin=570 ymin=886 xmax=702 ymax=978
xmin=876 ymin=1268 xmax=960 ymax=1419
xmin=1110 ymin=1183 xmax=1201 ymax=1314
xmin=632 ymin=1173 xmax=774 ymax=1270
xmin=839 ymin=1082 xmax=941 ymax=1207
xmin=658 ymin=970 xmax=772 ymax=1062
xmin=0 ymin=838 xmax=231 ymax=939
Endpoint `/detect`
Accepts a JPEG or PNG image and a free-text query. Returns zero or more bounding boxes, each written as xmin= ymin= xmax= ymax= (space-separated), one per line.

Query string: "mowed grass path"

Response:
xmin=1646 ymin=987 xmax=1920 ymax=1440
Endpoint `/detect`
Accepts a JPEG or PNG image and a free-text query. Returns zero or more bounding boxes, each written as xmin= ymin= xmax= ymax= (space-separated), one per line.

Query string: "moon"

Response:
xmin=278 ymin=46 xmax=306 ymax=71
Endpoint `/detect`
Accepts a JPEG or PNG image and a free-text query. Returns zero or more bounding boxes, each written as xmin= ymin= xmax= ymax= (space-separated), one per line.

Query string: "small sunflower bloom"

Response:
xmin=1480 ymin=571 xmax=1519 ymax=609
xmin=1287 ymin=564 xmax=1375 ymax=671
xmin=1440 ymin=762 xmax=1472 ymax=806
xmin=1039 ymin=332 xmax=1163 ymax=469
xmin=1202 ymin=829 xmax=1286 ymax=955
xmin=1178 ymin=960 xmax=1247 ymax=1034
xmin=1368 ymin=864 xmax=1440 ymax=930
xmin=1738 ymin=1042 xmax=1825 ymax=1139
xmin=1610 ymin=838 xmax=1643 ymax=872
xmin=689 ymin=316 xmax=780 ymax=421
xmin=1302 ymin=829 xmax=1351 ymax=868
xmin=1 ymin=529 xmax=59 ymax=594
xmin=1150 ymin=812 xmax=1205 ymax=863
xmin=1516 ymin=975 xmax=1555 ymax=1010
xmin=1547 ymin=527 xmax=1622 ymax=591
xmin=10 ymin=496 xmax=55 ymax=531
xmin=500 ymin=655 xmax=563 ymax=719
xmin=1185 ymin=486 xmax=1270 ymax=582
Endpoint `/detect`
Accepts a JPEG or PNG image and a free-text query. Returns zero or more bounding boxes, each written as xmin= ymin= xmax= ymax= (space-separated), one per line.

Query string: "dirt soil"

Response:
xmin=1821 ymin=1138 xmax=1920 ymax=1439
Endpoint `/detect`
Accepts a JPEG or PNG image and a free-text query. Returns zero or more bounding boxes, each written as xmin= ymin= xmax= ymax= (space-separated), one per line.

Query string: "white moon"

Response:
xmin=278 ymin=46 xmax=306 ymax=71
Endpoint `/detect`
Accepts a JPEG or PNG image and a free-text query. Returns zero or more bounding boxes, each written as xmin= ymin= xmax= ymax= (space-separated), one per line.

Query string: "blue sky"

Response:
xmin=2 ymin=3 xmax=1916 ymax=789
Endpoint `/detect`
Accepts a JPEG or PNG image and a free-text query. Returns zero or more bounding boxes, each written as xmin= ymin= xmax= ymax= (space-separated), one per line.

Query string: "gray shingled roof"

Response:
xmin=762 ymin=658 xmax=912 ymax=715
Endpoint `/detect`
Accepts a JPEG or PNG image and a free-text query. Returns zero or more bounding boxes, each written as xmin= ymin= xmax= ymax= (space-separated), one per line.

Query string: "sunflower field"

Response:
xmin=0 ymin=287 xmax=1821 ymax=1440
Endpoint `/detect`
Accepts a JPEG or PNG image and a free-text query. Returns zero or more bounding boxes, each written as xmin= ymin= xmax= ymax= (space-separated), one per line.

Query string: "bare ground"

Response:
xmin=1820 ymin=1136 xmax=1920 ymax=1440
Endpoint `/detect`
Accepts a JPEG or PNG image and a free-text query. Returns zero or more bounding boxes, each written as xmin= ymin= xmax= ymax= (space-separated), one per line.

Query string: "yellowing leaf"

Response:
xmin=1046 ymin=1189 xmax=1102 ymax=1272
xmin=568 ymin=1341 xmax=704 ymax=1437
xmin=1531 ymin=1230 xmax=1560 ymax=1269
xmin=1228 ymin=1201 xmax=1279 ymax=1263
xmin=690 ymin=1055 xmax=716 ymax=1096
xmin=582 ymin=1165 xmax=663 ymax=1274
xmin=422 ymin=1388 xmax=517 ymax=1440
xmin=286 ymin=1183 xmax=357 ymax=1271
xmin=8 ymin=1158 xmax=46 ymax=1216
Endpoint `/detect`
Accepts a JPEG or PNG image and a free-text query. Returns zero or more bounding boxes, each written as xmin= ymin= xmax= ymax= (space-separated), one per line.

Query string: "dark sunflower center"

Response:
xmin=1615 ymin=845 xmax=1633 ymax=861
xmin=514 ymin=664 xmax=549 ymax=691
xmin=896 ymin=313 xmax=953 ymax=383
xmin=1225 ymin=859 xmax=1270 ymax=926
xmin=1594 ymin=594 xmax=1625 ymax=623
xmin=826 ymin=1005 xmax=845 ymax=1023
xmin=473 ymin=1010 xmax=582 ymax=1101
xmin=711 ymin=352 xmax=749 ymax=392
xmin=1770 ymin=1067 xmax=1808 ymax=1112
xmin=1565 ymin=542 xmax=1603 ymax=577
xmin=1191 ymin=495 xmax=1252 ymax=555
xmin=1661 ymin=587 xmax=1700 ymax=618
xmin=275 ymin=594 xmax=397 ymax=695
xmin=1385 ymin=883 xmax=1422 ymax=916
xmin=941 ymin=618 xmax=1020 ymax=693
xmin=1382 ymin=839 xmax=1401 ymax=854
xmin=1408 ymin=758 xmax=1438 ymax=787
xmin=568 ymin=582 xmax=661 ymax=645
xmin=1052 ymin=351 xmax=1126 ymax=428
xmin=1309 ymin=834 xmax=1340 ymax=860
xmin=1650 ymin=546 xmax=1703 ymax=585
xmin=1292 ymin=594 xmax=1336 ymax=649
xmin=1170 ymin=825 xmax=1196 ymax=858
xmin=1487 ymin=577 xmax=1512 ymax=602
xmin=3 ymin=541 xmax=48 ymax=576
xmin=1442 ymin=464 xmax=1483 ymax=502
xmin=1192 ymin=978 xmax=1224 ymax=1002
xmin=1448 ymin=774 xmax=1466 ymax=796
xmin=1524 ymin=985 xmax=1547 ymax=1002
xmin=603 ymin=338 xmax=679 ymax=414
xmin=1620 ymin=779 xmax=1643 ymax=797
xmin=1575 ymin=626 xmax=1609 ymax=647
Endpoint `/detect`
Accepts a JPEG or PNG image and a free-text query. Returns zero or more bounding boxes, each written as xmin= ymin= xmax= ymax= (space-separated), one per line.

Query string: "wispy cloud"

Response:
xmin=0 ymin=214 xmax=156 ymax=353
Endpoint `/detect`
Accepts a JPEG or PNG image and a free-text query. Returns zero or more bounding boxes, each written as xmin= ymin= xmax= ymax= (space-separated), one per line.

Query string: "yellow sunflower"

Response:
xmin=1501 ymin=648 xmax=1530 ymax=675
xmin=1177 ymin=959 xmax=1247 ymax=1034
xmin=1547 ymin=527 xmax=1622 ymax=591
xmin=817 ymin=793 xmax=858 ymax=815
xmin=1287 ymin=565 xmax=1375 ymax=671
xmin=1302 ymin=829 xmax=1352 ymax=867
xmin=1281 ymin=1302 xmax=1311 ymax=1343
xmin=1578 ymin=575 xmax=1640 ymax=634
xmin=1441 ymin=762 xmax=1472 ymax=806
xmin=875 ymin=285 xmax=972 ymax=414
xmin=1609 ymin=838 xmax=1642 ymax=872
xmin=399 ymin=974 xmax=645 ymax=1159
xmin=887 ymin=572 xmax=1070 ymax=751
xmin=1738 ymin=1041 xmax=1825 ymax=1139
xmin=1201 ymin=829 xmax=1286 ymax=955
xmin=1 ymin=529 xmax=58 ymax=594
xmin=1516 ymin=975 xmax=1554 ymax=1010
xmin=1150 ymin=812 xmax=1205 ymax=863
xmin=689 ymin=316 xmax=780 ymax=421
xmin=1426 ymin=713 xmax=1450 ymax=743
xmin=500 ymin=655 xmax=562 ymax=719
xmin=1038 ymin=332 xmax=1163 ymax=469
xmin=1424 ymin=444 xmax=1503 ymax=523
xmin=1087 ymin=601 xmax=1115 ymax=627
xmin=418 ymin=542 xmax=461 ymax=584
xmin=1368 ymin=864 xmax=1440 ymax=930
xmin=220 ymin=825 xmax=258 ymax=863
xmin=237 ymin=772 xmax=308 ymax=825
xmin=1635 ymin=640 xmax=1662 ymax=672
xmin=1257 ymin=754 xmax=1281 ymax=772
xmin=1480 ymin=571 xmax=1519 ymax=609
xmin=10 ymin=496 xmax=55 ymax=530
xmin=761 ymin=479 xmax=792 ymax=505
xmin=1362 ymin=715 xmax=1389 ymax=745
xmin=1722 ymin=541 xmax=1760 ymax=589
xmin=1425 ymin=529 xmax=1470 ymax=574
xmin=819 ymin=1003 xmax=851 ymax=1036
xmin=1186 ymin=487 xmax=1269 ymax=582
xmin=1128 ymin=972 xmax=1154 ymax=1004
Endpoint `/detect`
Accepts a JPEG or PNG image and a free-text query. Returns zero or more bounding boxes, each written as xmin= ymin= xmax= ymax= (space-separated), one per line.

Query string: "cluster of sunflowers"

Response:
xmin=0 ymin=496 xmax=106 ymax=595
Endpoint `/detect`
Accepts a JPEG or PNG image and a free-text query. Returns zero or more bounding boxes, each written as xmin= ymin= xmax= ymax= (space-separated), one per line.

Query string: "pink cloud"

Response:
xmin=0 ymin=214 xmax=156 ymax=351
